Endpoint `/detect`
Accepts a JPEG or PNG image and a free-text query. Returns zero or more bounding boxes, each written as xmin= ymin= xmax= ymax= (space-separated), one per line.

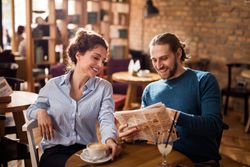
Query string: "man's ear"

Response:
xmin=75 ymin=52 xmax=80 ymax=61
xmin=176 ymin=48 xmax=182 ymax=60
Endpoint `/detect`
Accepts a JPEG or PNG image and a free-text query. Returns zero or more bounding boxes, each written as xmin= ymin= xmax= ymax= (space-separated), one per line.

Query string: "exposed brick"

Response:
xmin=129 ymin=0 xmax=250 ymax=86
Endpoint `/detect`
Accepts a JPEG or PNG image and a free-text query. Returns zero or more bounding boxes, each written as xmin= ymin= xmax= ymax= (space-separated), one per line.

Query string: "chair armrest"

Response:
xmin=22 ymin=119 xmax=38 ymax=131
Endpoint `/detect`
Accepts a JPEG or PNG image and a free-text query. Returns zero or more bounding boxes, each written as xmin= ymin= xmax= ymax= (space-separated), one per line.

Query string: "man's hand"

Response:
xmin=118 ymin=124 xmax=138 ymax=141
xmin=166 ymin=108 xmax=180 ymax=122
xmin=37 ymin=109 xmax=54 ymax=140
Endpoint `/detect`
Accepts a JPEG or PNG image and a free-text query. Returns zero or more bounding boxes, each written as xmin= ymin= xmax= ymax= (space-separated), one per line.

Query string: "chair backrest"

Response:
xmin=22 ymin=119 xmax=40 ymax=167
xmin=0 ymin=62 xmax=19 ymax=78
xmin=226 ymin=63 xmax=250 ymax=90
xmin=0 ymin=50 xmax=15 ymax=63
xmin=107 ymin=59 xmax=130 ymax=76
xmin=185 ymin=58 xmax=210 ymax=71
xmin=106 ymin=59 xmax=130 ymax=94
xmin=0 ymin=50 xmax=17 ymax=77
xmin=49 ymin=63 xmax=66 ymax=77
xmin=5 ymin=77 xmax=24 ymax=90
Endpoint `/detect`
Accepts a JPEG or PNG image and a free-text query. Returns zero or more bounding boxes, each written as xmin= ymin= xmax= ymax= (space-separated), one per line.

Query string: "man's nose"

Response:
xmin=156 ymin=60 xmax=162 ymax=69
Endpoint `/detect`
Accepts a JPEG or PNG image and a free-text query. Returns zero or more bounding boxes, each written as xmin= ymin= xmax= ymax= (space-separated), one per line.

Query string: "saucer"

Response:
xmin=80 ymin=149 xmax=112 ymax=164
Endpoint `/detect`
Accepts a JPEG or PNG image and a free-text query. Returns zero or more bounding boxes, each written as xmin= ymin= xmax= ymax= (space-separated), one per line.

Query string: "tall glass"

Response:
xmin=157 ymin=132 xmax=173 ymax=167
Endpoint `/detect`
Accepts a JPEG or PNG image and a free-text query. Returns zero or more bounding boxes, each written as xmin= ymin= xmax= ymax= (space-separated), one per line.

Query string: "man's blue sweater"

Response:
xmin=142 ymin=68 xmax=222 ymax=163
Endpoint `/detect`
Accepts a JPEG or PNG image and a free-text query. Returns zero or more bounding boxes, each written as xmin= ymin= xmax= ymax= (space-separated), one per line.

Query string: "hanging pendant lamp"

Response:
xmin=144 ymin=0 xmax=159 ymax=18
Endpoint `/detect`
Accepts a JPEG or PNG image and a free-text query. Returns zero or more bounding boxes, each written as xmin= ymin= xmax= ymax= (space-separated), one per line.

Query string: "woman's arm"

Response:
xmin=26 ymin=81 xmax=54 ymax=140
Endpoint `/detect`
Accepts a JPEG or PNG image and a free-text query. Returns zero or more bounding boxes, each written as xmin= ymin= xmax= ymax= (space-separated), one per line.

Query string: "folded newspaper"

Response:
xmin=114 ymin=102 xmax=178 ymax=144
xmin=0 ymin=77 xmax=13 ymax=97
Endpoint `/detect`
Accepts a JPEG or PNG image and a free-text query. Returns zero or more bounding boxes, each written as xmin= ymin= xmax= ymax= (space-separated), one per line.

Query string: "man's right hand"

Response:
xmin=118 ymin=124 xmax=138 ymax=141
xmin=37 ymin=109 xmax=54 ymax=140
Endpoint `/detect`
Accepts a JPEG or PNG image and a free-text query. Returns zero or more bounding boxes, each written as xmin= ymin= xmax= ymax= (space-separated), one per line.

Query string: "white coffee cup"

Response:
xmin=86 ymin=143 xmax=108 ymax=160
xmin=137 ymin=69 xmax=150 ymax=77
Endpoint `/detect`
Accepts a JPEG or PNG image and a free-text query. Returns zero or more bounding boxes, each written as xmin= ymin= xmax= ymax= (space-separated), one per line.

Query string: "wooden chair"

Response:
xmin=5 ymin=77 xmax=24 ymax=91
xmin=185 ymin=58 xmax=210 ymax=71
xmin=107 ymin=59 xmax=130 ymax=111
xmin=22 ymin=119 xmax=40 ymax=167
xmin=0 ymin=62 xmax=18 ymax=78
xmin=113 ymin=94 xmax=126 ymax=111
xmin=221 ymin=63 xmax=250 ymax=125
xmin=0 ymin=115 xmax=30 ymax=167
xmin=49 ymin=63 xmax=66 ymax=77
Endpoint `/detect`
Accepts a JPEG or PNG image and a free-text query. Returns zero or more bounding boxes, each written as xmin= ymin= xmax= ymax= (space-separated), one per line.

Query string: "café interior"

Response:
xmin=0 ymin=0 xmax=250 ymax=166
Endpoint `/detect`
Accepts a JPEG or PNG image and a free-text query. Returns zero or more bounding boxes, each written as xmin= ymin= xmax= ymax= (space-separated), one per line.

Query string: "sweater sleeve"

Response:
xmin=177 ymin=73 xmax=222 ymax=137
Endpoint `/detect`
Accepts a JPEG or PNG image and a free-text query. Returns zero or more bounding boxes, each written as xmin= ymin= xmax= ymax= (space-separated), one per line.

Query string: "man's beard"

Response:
xmin=159 ymin=57 xmax=178 ymax=80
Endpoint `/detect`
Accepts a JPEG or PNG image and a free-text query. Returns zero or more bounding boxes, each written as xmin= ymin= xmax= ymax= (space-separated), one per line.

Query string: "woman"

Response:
xmin=26 ymin=28 xmax=118 ymax=166
xmin=16 ymin=25 xmax=25 ymax=48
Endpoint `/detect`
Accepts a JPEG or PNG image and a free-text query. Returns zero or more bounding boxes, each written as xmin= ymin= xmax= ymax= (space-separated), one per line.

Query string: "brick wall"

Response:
xmin=129 ymin=0 xmax=250 ymax=87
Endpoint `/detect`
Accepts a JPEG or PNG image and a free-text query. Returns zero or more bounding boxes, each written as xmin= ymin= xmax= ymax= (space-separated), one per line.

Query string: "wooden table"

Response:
xmin=112 ymin=72 xmax=160 ymax=110
xmin=0 ymin=91 xmax=38 ymax=166
xmin=241 ymin=70 xmax=250 ymax=132
xmin=66 ymin=143 xmax=194 ymax=167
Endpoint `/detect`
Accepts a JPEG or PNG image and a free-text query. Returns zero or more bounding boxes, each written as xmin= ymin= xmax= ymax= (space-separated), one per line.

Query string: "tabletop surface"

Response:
xmin=112 ymin=71 xmax=160 ymax=84
xmin=0 ymin=91 xmax=38 ymax=113
xmin=241 ymin=70 xmax=250 ymax=79
xmin=66 ymin=143 xmax=194 ymax=167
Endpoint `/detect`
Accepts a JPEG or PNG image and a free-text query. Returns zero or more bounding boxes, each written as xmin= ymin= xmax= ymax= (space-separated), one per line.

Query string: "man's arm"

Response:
xmin=176 ymin=73 xmax=222 ymax=136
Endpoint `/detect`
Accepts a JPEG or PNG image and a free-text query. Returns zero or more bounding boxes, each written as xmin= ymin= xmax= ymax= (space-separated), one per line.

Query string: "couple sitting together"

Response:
xmin=27 ymin=28 xmax=222 ymax=167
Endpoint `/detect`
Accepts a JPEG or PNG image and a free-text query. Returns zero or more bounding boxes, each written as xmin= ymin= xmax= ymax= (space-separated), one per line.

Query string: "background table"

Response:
xmin=241 ymin=70 xmax=250 ymax=132
xmin=112 ymin=72 xmax=160 ymax=110
xmin=66 ymin=143 xmax=194 ymax=167
xmin=0 ymin=91 xmax=37 ymax=143
xmin=0 ymin=91 xmax=37 ymax=166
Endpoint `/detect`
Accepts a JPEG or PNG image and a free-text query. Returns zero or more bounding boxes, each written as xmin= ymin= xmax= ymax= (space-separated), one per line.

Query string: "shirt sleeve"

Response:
xmin=26 ymin=81 xmax=51 ymax=120
xmin=98 ymin=81 xmax=118 ymax=144
xmin=177 ymin=73 xmax=223 ymax=136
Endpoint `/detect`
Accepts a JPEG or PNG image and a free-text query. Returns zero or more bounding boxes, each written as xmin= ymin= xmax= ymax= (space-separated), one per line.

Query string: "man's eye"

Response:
xmin=161 ymin=56 xmax=168 ymax=60
xmin=93 ymin=56 xmax=99 ymax=60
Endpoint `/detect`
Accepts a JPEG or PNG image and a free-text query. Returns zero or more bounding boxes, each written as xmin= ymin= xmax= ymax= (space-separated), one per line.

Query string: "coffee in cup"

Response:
xmin=86 ymin=143 xmax=108 ymax=160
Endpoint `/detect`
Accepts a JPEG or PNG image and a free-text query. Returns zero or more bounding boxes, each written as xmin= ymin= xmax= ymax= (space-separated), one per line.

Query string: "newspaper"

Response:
xmin=114 ymin=102 xmax=178 ymax=144
xmin=0 ymin=77 xmax=13 ymax=97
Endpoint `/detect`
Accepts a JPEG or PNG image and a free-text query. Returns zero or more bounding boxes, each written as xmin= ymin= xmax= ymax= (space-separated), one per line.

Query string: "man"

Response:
xmin=119 ymin=33 xmax=222 ymax=166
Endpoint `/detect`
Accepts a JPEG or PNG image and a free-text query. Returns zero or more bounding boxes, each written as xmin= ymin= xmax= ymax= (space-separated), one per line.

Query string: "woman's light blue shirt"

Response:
xmin=26 ymin=71 xmax=117 ymax=150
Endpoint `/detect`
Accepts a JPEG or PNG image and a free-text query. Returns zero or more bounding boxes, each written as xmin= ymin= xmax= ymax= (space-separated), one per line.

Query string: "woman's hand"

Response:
xmin=118 ymin=124 xmax=138 ymax=141
xmin=37 ymin=109 xmax=54 ymax=140
xmin=106 ymin=138 xmax=121 ymax=160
